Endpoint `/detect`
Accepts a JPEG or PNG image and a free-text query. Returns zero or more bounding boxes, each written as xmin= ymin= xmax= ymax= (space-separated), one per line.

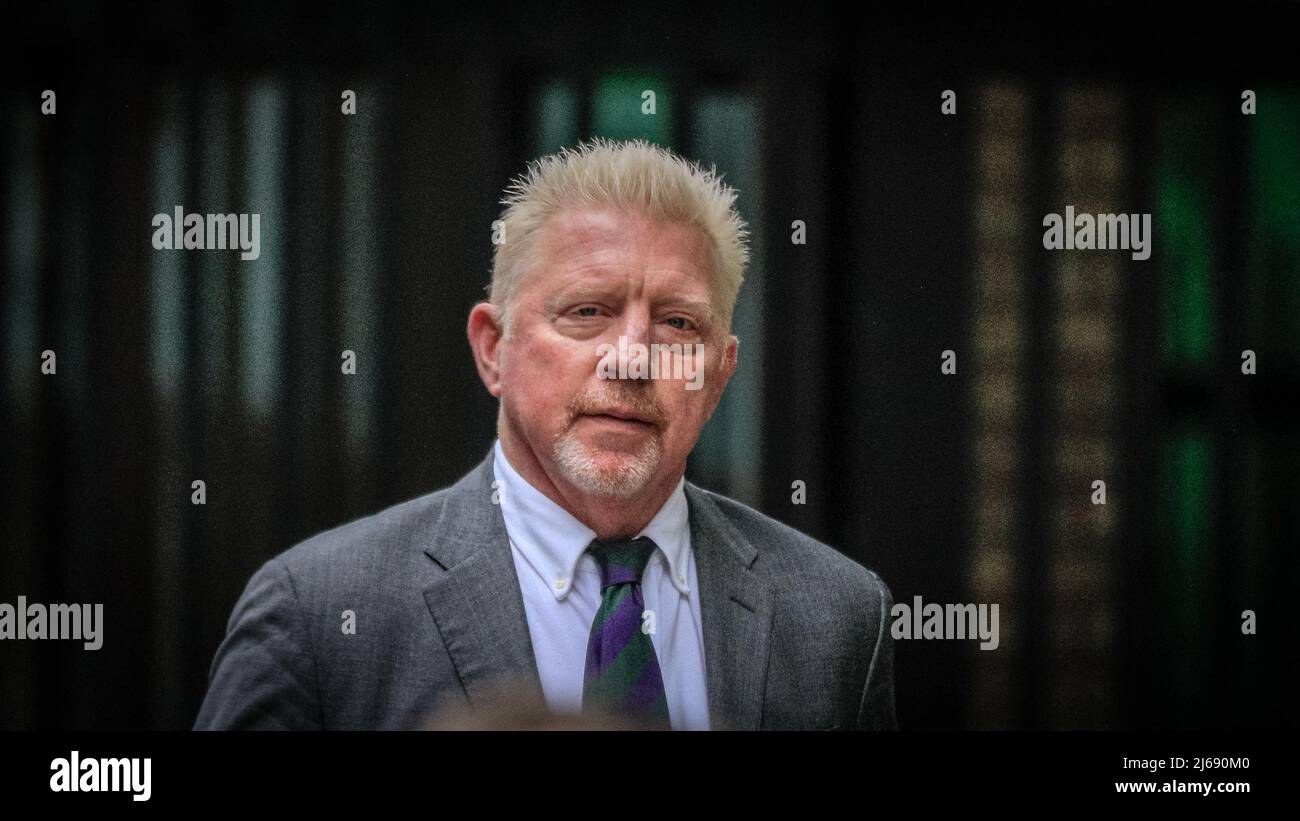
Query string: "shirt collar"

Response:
xmin=493 ymin=438 xmax=692 ymax=601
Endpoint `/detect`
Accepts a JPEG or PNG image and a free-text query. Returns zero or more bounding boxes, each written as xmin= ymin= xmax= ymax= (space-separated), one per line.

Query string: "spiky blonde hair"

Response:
xmin=489 ymin=137 xmax=749 ymax=336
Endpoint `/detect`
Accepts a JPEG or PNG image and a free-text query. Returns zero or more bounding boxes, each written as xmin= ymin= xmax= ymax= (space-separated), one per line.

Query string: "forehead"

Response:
xmin=528 ymin=206 xmax=716 ymax=287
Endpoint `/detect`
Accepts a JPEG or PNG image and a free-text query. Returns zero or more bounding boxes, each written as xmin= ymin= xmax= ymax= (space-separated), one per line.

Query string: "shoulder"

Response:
xmin=274 ymin=487 xmax=452 ymax=575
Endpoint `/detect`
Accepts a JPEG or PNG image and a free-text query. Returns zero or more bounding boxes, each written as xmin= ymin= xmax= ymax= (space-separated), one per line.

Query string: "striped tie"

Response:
xmin=582 ymin=536 xmax=672 ymax=729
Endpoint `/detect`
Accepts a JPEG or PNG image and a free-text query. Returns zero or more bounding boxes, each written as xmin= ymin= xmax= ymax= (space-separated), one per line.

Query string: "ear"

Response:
xmin=722 ymin=334 xmax=739 ymax=381
xmin=467 ymin=301 xmax=506 ymax=397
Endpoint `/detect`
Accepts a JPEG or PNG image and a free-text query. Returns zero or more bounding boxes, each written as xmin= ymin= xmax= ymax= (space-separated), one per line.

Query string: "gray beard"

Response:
xmin=551 ymin=426 xmax=662 ymax=498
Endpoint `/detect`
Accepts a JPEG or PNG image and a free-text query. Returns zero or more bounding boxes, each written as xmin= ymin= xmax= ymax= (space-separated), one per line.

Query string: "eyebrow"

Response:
xmin=543 ymin=286 xmax=721 ymax=329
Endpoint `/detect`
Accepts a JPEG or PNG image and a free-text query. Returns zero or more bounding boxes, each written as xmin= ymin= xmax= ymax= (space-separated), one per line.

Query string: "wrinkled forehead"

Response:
xmin=529 ymin=206 xmax=718 ymax=289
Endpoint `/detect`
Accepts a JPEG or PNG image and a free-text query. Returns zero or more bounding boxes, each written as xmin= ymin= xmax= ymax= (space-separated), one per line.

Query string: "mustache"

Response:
xmin=567 ymin=384 xmax=667 ymax=427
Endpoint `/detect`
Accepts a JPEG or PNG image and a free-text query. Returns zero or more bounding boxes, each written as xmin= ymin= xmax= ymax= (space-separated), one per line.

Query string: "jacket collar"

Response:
xmin=421 ymin=447 xmax=773 ymax=730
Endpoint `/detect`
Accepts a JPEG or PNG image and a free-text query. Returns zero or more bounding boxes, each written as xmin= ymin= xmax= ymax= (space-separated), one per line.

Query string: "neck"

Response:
xmin=498 ymin=428 xmax=678 ymax=540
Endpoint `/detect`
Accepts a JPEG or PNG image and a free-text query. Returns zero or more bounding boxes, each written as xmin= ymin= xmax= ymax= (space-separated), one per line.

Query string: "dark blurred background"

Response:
xmin=1 ymin=1 xmax=1296 ymax=730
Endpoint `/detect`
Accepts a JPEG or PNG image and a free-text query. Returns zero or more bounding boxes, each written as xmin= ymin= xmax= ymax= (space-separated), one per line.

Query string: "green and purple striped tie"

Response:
xmin=582 ymin=536 xmax=672 ymax=729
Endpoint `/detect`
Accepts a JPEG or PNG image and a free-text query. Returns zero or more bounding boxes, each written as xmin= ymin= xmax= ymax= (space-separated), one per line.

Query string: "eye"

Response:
xmin=572 ymin=306 xmax=602 ymax=318
xmin=665 ymin=316 xmax=695 ymax=331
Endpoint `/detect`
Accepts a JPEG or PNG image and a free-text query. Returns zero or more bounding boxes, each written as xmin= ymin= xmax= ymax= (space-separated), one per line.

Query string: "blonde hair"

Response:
xmin=489 ymin=138 xmax=749 ymax=335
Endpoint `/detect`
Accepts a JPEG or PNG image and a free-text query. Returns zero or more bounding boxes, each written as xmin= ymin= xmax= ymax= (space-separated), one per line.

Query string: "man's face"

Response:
xmin=492 ymin=206 xmax=738 ymax=498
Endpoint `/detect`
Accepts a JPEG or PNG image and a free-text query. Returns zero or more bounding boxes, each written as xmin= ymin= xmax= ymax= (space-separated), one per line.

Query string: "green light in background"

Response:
xmin=1156 ymin=98 xmax=1218 ymax=368
xmin=1161 ymin=425 xmax=1214 ymax=726
xmin=592 ymin=71 xmax=672 ymax=145
xmin=1168 ymin=430 xmax=1212 ymax=569
xmin=1248 ymin=91 xmax=1300 ymax=358
xmin=535 ymin=81 xmax=579 ymax=157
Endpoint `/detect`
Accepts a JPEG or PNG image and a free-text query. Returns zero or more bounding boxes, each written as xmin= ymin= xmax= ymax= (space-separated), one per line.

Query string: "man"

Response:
xmin=195 ymin=138 xmax=897 ymax=731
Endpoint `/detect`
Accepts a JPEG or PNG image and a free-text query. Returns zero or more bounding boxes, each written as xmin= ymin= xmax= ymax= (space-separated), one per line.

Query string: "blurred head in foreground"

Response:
xmin=420 ymin=682 xmax=664 ymax=730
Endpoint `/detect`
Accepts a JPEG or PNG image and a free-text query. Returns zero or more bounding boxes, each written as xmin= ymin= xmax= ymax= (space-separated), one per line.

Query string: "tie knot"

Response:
xmin=587 ymin=536 xmax=658 ymax=590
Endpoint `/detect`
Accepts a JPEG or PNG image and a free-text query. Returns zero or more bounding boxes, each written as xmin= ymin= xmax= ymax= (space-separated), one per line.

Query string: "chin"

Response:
xmin=552 ymin=430 xmax=662 ymax=498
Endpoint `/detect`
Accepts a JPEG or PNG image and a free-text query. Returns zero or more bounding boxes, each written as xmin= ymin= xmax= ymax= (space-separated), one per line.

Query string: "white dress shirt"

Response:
xmin=493 ymin=438 xmax=711 ymax=730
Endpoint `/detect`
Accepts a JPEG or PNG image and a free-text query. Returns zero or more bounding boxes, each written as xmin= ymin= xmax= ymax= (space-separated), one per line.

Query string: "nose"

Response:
xmin=616 ymin=303 xmax=653 ymax=344
xmin=613 ymin=305 xmax=652 ymax=380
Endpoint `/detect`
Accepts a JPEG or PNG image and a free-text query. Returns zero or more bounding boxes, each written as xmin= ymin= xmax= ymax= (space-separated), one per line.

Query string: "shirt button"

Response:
xmin=555 ymin=578 xmax=567 ymax=590
xmin=678 ymin=574 xmax=686 ymax=584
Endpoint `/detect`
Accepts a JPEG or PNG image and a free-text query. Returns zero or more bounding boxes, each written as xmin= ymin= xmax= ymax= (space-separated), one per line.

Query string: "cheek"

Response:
xmin=502 ymin=338 xmax=590 ymax=419
xmin=658 ymin=381 xmax=712 ymax=429
xmin=666 ymin=345 xmax=725 ymax=406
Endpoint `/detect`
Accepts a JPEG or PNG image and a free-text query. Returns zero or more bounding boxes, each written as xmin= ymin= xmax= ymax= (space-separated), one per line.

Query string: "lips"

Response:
xmin=584 ymin=409 xmax=655 ymax=426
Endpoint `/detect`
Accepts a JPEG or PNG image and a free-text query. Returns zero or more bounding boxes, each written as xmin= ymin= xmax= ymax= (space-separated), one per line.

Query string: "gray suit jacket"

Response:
xmin=194 ymin=448 xmax=897 ymax=730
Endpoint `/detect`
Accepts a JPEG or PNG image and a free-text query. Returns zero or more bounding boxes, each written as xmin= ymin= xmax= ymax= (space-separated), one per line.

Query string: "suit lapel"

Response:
xmin=421 ymin=450 xmax=547 ymax=713
xmin=685 ymin=483 xmax=774 ymax=731
xmin=418 ymin=451 xmax=776 ymax=730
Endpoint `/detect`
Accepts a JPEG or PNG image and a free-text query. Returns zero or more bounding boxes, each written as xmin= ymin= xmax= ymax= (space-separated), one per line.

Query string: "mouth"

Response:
xmin=581 ymin=409 xmax=657 ymax=428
